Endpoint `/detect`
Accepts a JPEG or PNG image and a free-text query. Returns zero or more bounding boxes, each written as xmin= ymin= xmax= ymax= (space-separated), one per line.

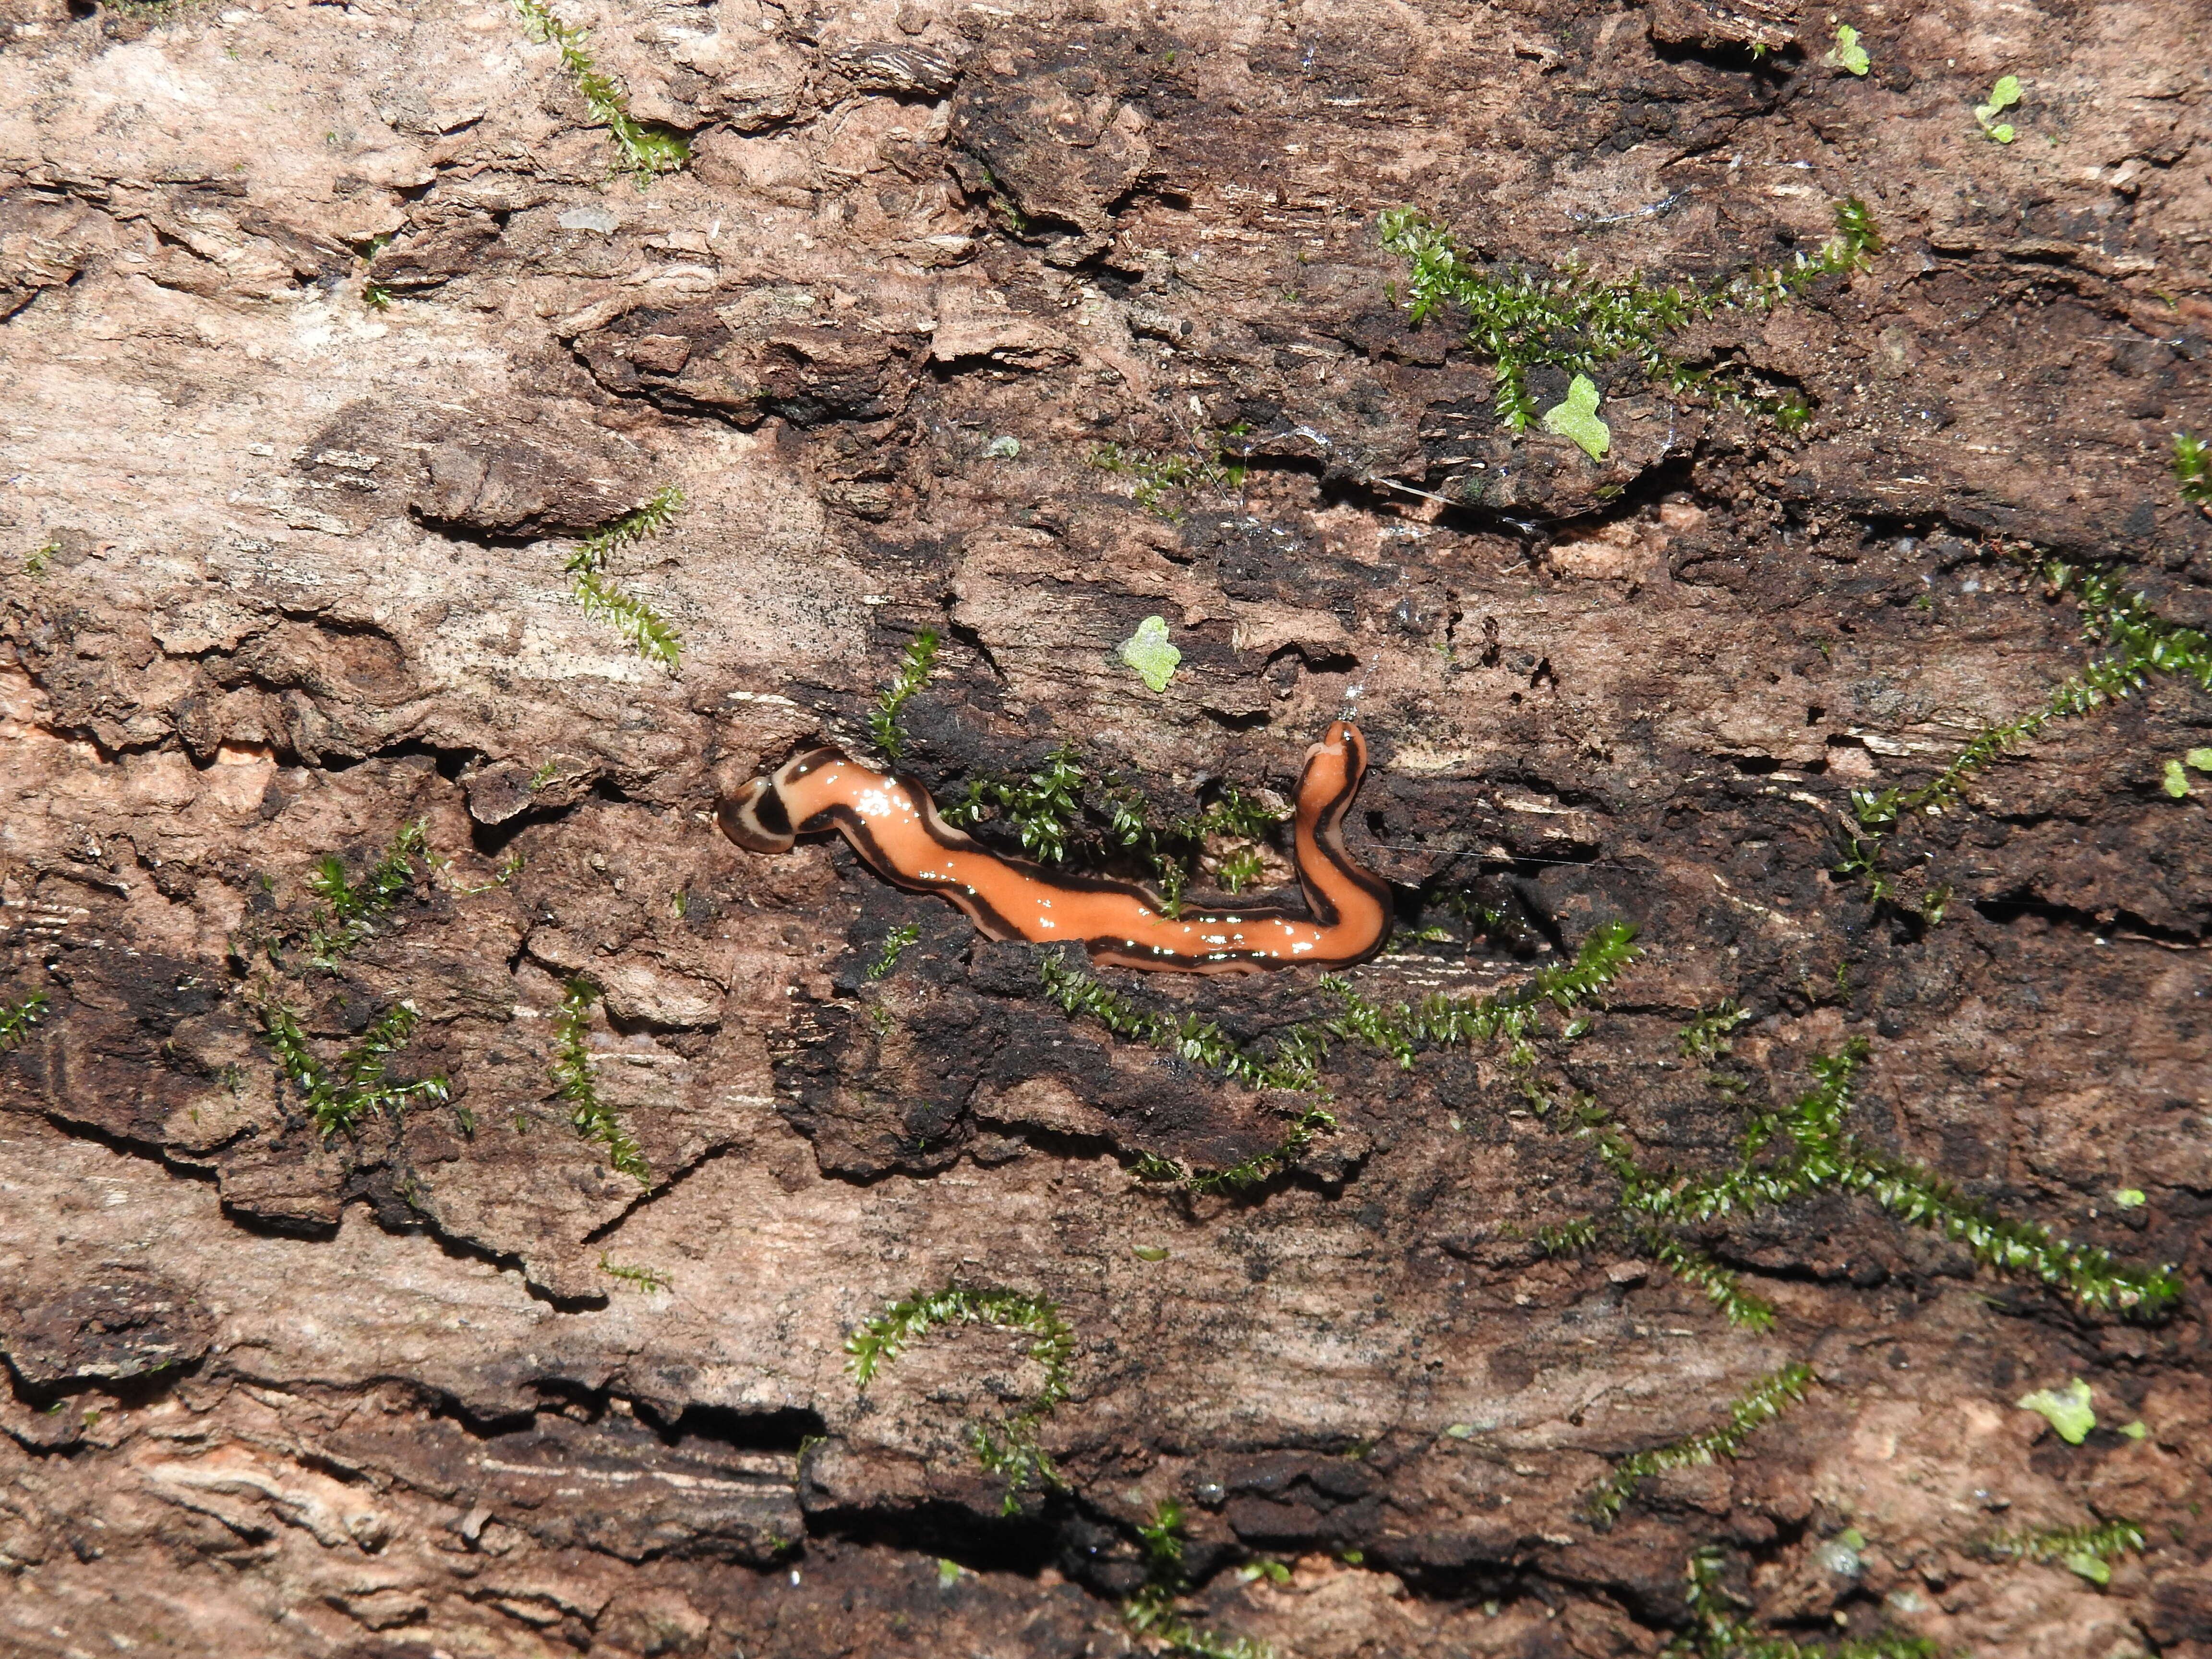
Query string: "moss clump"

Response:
xmin=258 ymin=998 xmax=449 ymax=1138
xmin=1041 ymin=923 xmax=1637 ymax=1190
xmin=299 ymin=821 xmax=428 ymax=966
xmin=947 ymin=742 xmax=1085 ymax=861
xmin=948 ymin=744 xmax=1282 ymax=917
xmin=1601 ymin=1042 xmax=2181 ymax=1318
xmin=0 ymin=989 xmax=48 ymax=1052
xmin=1381 ymin=197 xmax=1880 ymax=433
xmin=845 ymin=1285 xmax=1075 ymax=1515
xmin=869 ymin=629 xmax=939 ymax=761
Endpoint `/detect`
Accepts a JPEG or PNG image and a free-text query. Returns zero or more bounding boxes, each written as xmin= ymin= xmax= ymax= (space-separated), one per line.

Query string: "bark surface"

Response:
xmin=2 ymin=0 xmax=2211 ymax=1654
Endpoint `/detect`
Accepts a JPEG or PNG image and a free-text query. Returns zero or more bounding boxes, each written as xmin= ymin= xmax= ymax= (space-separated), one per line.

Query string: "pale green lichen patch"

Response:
xmin=1542 ymin=373 xmax=1611 ymax=459
xmin=1119 ymin=615 xmax=1181 ymax=692
xmin=1975 ymin=75 xmax=2022 ymax=143
xmin=1826 ymin=23 xmax=1871 ymax=74
xmin=2016 ymin=1378 xmax=2096 ymax=1444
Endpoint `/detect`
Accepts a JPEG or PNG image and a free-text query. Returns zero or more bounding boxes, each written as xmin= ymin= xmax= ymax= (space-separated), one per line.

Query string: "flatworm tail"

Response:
xmin=717 ymin=722 xmax=1391 ymax=974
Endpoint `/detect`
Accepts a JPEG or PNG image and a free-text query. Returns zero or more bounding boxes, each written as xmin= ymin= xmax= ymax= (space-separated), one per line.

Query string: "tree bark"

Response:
xmin=2 ymin=0 xmax=2209 ymax=1654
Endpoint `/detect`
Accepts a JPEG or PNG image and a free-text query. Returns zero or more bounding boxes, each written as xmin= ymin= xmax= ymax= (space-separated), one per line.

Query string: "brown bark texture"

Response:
xmin=2 ymin=0 xmax=2211 ymax=1654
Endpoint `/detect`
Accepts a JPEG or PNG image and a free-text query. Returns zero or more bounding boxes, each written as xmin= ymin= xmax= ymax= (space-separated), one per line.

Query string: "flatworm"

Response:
xmin=718 ymin=721 xmax=1391 ymax=974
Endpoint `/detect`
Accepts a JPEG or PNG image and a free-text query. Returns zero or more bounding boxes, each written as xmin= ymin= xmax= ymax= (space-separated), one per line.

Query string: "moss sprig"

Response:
xmin=0 ymin=989 xmax=48 ymax=1052
xmin=869 ymin=629 xmax=940 ymax=761
xmin=551 ymin=977 xmax=649 ymax=1184
xmin=1587 ymin=1362 xmax=1814 ymax=1526
xmin=1317 ymin=920 xmax=1642 ymax=1069
xmin=845 ymin=1284 xmax=1076 ymax=1515
xmin=1133 ymin=1103 xmax=1342 ymax=1193
xmin=1840 ymin=563 xmax=2212 ymax=911
xmin=259 ymin=998 xmax=449 ymax=1138
xmin=2176 ymin=431 xmax=2212 ymax=507
xmin=1676 ymin=1545 xmax=1937 ymax=1658
xmin=1039 ymin=950 xmax=1328 ymax=1094
xmin=597 ymin=1253 xmax=672 ymax=1293
xmin=508 ymin=0 xmax=690 ymax=178
xmin=1381 ymin=198 xmax=1879 ymax=433
xmin=1603 ymin=1042 xmax=2181 ymax=1317
xmin=867 ymin=923 xmax=921 ymax=982
xmin=300 ymin=820 xmax=427 ymax=965
xmin=1091 ymin=430 xmax=1250 ymax=522
xmin=1978 ymin=1517 xmax=2144 ymax=1584
xmin=1638 ymin=1229 xmax=1777 ymax=1332
xmin=1120 ymin=1500 xmax=1274 ymax=1659
xmin=564 ymin=486 xmax=684 ymax=672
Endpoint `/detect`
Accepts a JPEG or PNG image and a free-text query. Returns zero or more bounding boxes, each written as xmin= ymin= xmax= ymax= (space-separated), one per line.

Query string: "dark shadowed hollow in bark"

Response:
xmin=2 ymin=0 xmax=2211 ymax=1654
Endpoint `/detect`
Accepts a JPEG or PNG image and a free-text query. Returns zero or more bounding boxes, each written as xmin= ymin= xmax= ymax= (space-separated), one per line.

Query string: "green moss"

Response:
xmin=299 ymin=821 xmax=427 ymax=966
xmin=946 ymin=743 xmax=1085 ymax=861
xmin=1041 ymin=923 xmax=1636 ymax=1190
xmin=551 ymin=977 xmax=649 ymax=1185
xmin=1676 ymin=1546 xmax=1938 ymax=1658
xmin=1637 ymin=1229 xmax=1776 ymax=1332
xmin=0 ymin=989 xmax=48 ymax=1052
xmin=508 ymin=0 xmax=691 ymax=179
xmin=1091 ymin=432 xmax=1249 ymax=522
xmin=1979 ymin=1517 xmax=2144 ymax=1585
xmin=1842 ymin=563 xmax=2212 ymax=904
xmin=258 ymin=998 xmax=449 ymax=1138
xmin=867 ymin=923 xmax=922 ymax=982
xmin=1142 ymin=1104 xmax=1341 ymax=1193
xmin=1602 ymin=1042 xmax=2181 ymax=1318
xmin=1214 ymin=846 xmax=1267 ymax=894
xmin=1678 ymin=1001 xmax=1751 ymax=1064
xmin=1124 ymin=1499 xmax=1274 ymax=1659
xmin=2175 ymin=431 xmax=2212 ymax=507
xmin=565 ymin=486 xmax=684 ymax=672
xmin=1039 ymin=948 xmax=1327 ymax=1095
xmin=1379 ymin=198 xmax=1878 ymax=433
xmin=869 ymin=629 xmax=939 ymax=761
xmin=1587 ymin=1363 xmax=1814 ymax=1526
xmin=597 ymin=1253 xmax=672 ymax=1293
xmin=1535 ymin=1216 xmax=1600 ymax=1256
xmin=1316 ymin=920 xmax=1643 ymax=1070
xmin=1043 ymin=921 xmax=1637 ymax=1106
xmin=946 ymin=744 xmax=1282 ymax=917
xmin=845 ymin=1285 xmax=1076 ymax=1515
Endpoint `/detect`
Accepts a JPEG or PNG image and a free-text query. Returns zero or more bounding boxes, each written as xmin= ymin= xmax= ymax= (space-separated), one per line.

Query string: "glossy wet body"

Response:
xmin=718 ymin=722 xmax=1391 ymax=974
